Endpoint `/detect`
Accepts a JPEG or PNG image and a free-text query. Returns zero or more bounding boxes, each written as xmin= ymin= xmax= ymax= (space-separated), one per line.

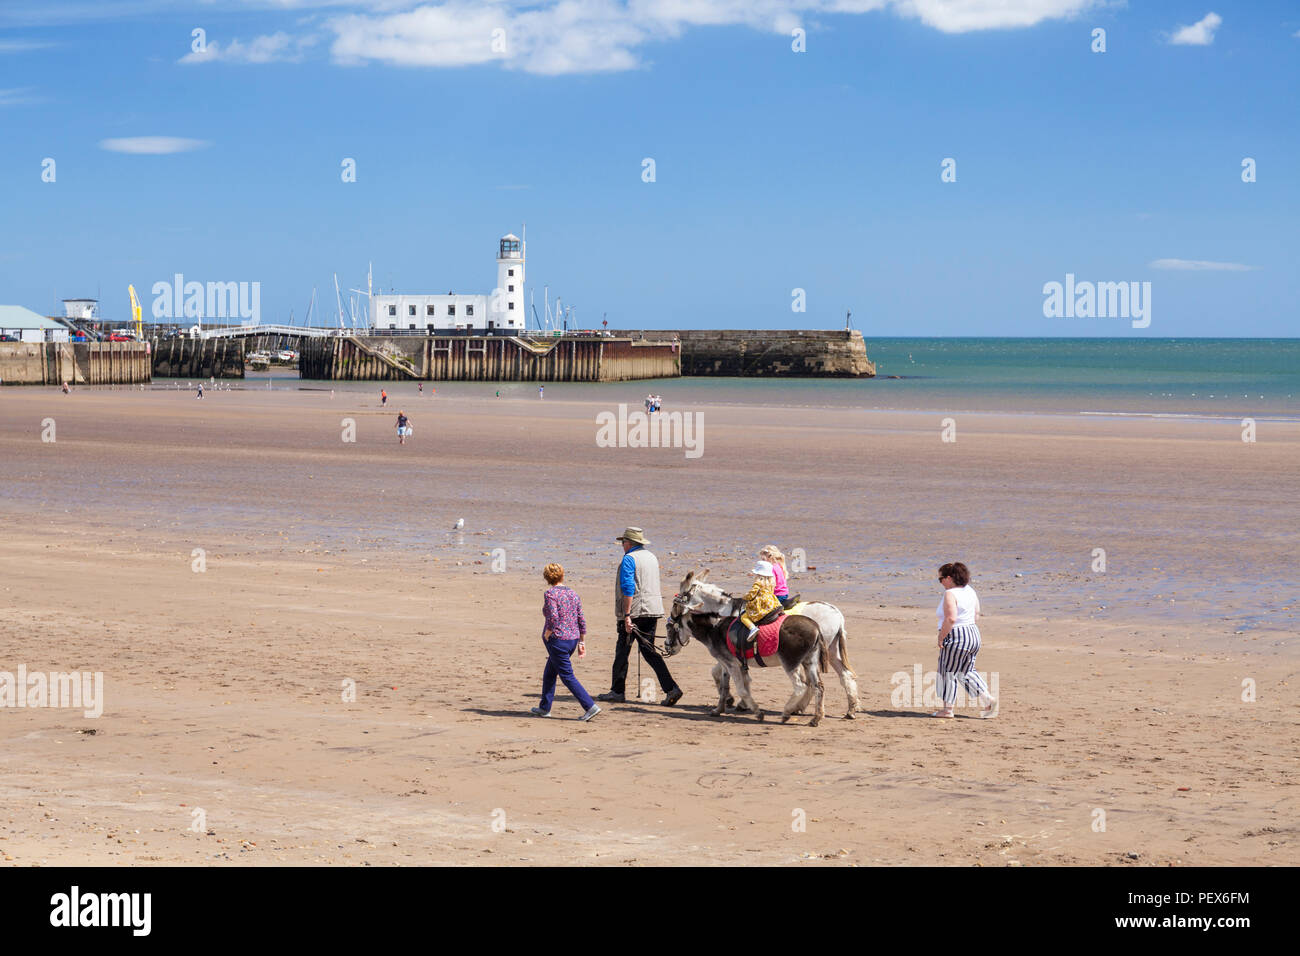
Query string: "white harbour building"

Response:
xmin=372 ymin=233 xmax=525 ymax=334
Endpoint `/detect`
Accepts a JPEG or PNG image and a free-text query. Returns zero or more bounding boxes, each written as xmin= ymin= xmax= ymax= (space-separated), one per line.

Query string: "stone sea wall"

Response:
xmin=646 ymin=329 xmax=875 ymax=377
xmin=299 ymin=335 xmax=681 ymax=382
xmin=0 ymin=341 xmax=152 ymax=386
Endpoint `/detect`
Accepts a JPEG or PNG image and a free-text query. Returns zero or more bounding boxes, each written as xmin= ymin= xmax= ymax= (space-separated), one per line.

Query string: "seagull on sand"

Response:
xmin=453 ymin=518 xmax=464 ymax=530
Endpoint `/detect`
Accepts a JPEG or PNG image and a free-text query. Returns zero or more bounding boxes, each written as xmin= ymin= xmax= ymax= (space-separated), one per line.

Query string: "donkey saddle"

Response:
xmin=727 ymin=608 xmax=784 ymax=669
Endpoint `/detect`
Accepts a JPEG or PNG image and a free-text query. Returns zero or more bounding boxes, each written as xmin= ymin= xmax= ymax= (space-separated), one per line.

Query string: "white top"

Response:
xmin=937 ymin=584 xmax=979 ymax=627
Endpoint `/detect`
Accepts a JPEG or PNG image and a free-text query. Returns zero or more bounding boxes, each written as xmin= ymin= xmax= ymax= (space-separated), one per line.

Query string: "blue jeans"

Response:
xmin=540 ymin=637 xmax=594 ymax=713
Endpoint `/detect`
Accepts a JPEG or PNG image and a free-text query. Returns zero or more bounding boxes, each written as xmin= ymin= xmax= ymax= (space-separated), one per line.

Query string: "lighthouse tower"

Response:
xmin=493 ymin=233 xmax=525 ymax=330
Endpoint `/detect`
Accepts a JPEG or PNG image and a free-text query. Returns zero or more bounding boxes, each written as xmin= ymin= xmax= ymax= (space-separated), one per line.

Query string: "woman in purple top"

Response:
xmin=533 ymin=563 xmax=601 ymax=721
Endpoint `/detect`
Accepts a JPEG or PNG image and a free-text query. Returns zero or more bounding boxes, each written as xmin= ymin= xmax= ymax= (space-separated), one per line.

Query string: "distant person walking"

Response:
xmin=196 ymin=382 xmax=204 ymax=400
xmin=61 ymin=381 xmax=70 ymax=395
xmin=395 ymin=410 xmax=412 ymax=445
xmin=380 ymin=388 xmax=388 ymax=408
xmin=931 ymin=562 xmax=997 ymax=718
xmin=418 ymin=383 xmax=423 ymax=396
xmin=597 ymin=527 xmax=682 ymax=706
xmin=538 ymin=384 xmax=544 ymax=400
xmin=532 ymin=563 xmax=600 ymax=721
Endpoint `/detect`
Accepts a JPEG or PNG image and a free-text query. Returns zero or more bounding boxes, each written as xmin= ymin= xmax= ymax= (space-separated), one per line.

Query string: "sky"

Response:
xmin=1 ymin=0 xmax=1298 ymax=336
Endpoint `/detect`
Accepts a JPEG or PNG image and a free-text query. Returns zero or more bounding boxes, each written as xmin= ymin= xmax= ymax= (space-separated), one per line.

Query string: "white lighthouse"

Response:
xmin=370 ymin=230 xmax=527 ymax=334
xmin=491 ymin=233 xmax=525 ymax=330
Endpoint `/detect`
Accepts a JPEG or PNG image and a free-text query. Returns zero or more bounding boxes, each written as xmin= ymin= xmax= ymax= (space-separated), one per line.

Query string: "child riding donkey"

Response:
xmin=759 ymin=545 xmax=801 ymax=609
xmin=735 ymin=560 xmax=784 ymax=666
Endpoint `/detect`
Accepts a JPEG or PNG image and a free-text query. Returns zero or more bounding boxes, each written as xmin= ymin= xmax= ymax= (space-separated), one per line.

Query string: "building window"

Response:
xmin=408 ymin=324 xmax=416 ymax=330
xmin=508 ymin=285 xmax=514 ymax=292
xmin=388 ymin=305 xmax=396 ymax=317
xmin=466 ymin=305 xmax=474 ymax=316
xmin=426 ymin=305 xmax=435 ymax=316
xmin=408 ymin=305 xmax=417 ymax=316
xmin=448 ymin=305 xmax=456 ymax=316
xmin=508 ymin=302 xmax=515 ymax=310
xmin=508 ymin=269 xmax=514 ymax=277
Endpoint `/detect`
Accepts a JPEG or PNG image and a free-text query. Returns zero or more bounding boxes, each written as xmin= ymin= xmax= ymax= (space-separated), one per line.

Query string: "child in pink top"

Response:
xmin=760 ymin=546 xmax=794 ymax=607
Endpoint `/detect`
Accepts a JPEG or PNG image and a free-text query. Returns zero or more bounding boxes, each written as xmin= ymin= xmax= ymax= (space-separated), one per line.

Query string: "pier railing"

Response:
xmin=190 ymin=326 xmax=660 ymax=340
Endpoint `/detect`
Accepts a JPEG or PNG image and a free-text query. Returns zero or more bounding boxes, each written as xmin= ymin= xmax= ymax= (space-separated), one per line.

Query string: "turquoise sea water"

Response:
xmin=258 ymin=337 xmax=1300 ymax=418
xmin=857 ymin=337 xmax=1299 ymax=418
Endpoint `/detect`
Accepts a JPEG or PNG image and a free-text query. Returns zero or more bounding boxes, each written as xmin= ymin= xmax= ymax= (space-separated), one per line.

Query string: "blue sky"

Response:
xmin=2 ymin=1 xmax=1298 ymax=335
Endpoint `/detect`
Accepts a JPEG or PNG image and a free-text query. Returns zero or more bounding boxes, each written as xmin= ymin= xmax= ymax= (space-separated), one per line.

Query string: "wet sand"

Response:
xmin=0 ymin=385 xmax=1296 ymax=865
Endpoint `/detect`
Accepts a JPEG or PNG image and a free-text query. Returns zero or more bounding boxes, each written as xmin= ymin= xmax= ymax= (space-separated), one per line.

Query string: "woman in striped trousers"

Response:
xmin=932 ymin=562 xmax=998 ymax=718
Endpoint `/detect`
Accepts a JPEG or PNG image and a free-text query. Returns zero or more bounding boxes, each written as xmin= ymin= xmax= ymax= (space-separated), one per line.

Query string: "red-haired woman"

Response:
xmin=532 ymin=563 xmax=600 ymax=721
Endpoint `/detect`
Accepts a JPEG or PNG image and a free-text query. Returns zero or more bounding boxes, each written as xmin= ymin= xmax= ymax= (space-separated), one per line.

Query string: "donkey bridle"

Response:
xmin=666 ymin=589 xmax=745 ymax=657
xmin=664 ymin=593 xmax=692 ymax=656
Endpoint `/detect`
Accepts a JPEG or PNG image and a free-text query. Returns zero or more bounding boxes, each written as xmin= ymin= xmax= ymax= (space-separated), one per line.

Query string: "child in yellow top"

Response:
xmin=739 ymin=561 xmax=782 ymax=645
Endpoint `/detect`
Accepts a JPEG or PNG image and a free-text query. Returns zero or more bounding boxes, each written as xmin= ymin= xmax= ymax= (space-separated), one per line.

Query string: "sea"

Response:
xmin=244 ymin=337 xmax=1300 ymax=419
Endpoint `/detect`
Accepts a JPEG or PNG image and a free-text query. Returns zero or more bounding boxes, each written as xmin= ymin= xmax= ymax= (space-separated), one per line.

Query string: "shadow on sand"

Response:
xmin=463 ymin=701 xmax=827 ymax=725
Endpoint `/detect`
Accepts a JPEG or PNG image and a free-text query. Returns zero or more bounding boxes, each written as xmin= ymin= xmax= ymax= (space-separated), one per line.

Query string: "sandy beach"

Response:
xmin=1 ymin=384 xmax=1296 ymax=866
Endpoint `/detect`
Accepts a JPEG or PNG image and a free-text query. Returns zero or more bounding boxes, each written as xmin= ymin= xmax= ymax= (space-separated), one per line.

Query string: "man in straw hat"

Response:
xmin=595 ymin=527 xmax=683 ymax=706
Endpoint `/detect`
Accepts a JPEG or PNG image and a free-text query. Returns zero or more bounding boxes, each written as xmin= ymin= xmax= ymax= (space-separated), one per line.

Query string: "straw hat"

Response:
xmin=617 ymin=527 xmax=650 ymax=545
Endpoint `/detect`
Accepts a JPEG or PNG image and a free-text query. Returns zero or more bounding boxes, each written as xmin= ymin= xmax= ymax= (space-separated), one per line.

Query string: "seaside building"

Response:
xmin=0 ymin=305 xmax=71 ymax=343
xmin=62 ymin=299 xmax=99 ymax=322
xmin=371 ymin=232 xmax=525 ymax=334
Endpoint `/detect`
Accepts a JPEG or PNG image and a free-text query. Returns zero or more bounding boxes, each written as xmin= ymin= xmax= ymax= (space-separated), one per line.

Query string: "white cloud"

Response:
xmin=0 ymin=86 xmax=39 ymax=105
xmin=6 ymin=0 xmax=1107 ymax=74
xmin=1168 ymin=11 xmax=1221 ymax=46
xmin=328 ymin=0 xmax=1097 ymax=74
xmin=892 ymin=0 xmax=1097 ymax=33
xmin=1148 ymin=258 xmax=1254 ymax=272
xmin=179 ymin=31 xmax=319 ymax=64
xmin=99 ymin=137 xmax=211 ymax=154
xmin=0 ymin=38 xmax=54 ymax=53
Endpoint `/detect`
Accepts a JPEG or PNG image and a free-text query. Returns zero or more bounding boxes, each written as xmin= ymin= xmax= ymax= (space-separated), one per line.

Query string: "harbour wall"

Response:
xmin=658 ymin=329 xmax=875 ymax=377
xmin=299 ymin=335 xmax=680 ymax=382
xmin=150 ymin=337 xmax=245 ymax=379
xmin=135 ymin=328 xmax=872 ymax=382
xmin=0 ymin=341 xmax=152 ymax=386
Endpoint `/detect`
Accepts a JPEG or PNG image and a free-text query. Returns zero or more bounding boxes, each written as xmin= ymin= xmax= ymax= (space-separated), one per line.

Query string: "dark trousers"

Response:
xmin=610 ymin=616 xmax=678 ymax=696
xmin=540 ymin=638 xmax=594 ymax=712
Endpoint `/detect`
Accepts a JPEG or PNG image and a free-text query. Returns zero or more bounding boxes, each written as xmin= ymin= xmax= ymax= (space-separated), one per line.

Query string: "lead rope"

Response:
xmin=627 ymin=621 xmax=659 ymax=700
